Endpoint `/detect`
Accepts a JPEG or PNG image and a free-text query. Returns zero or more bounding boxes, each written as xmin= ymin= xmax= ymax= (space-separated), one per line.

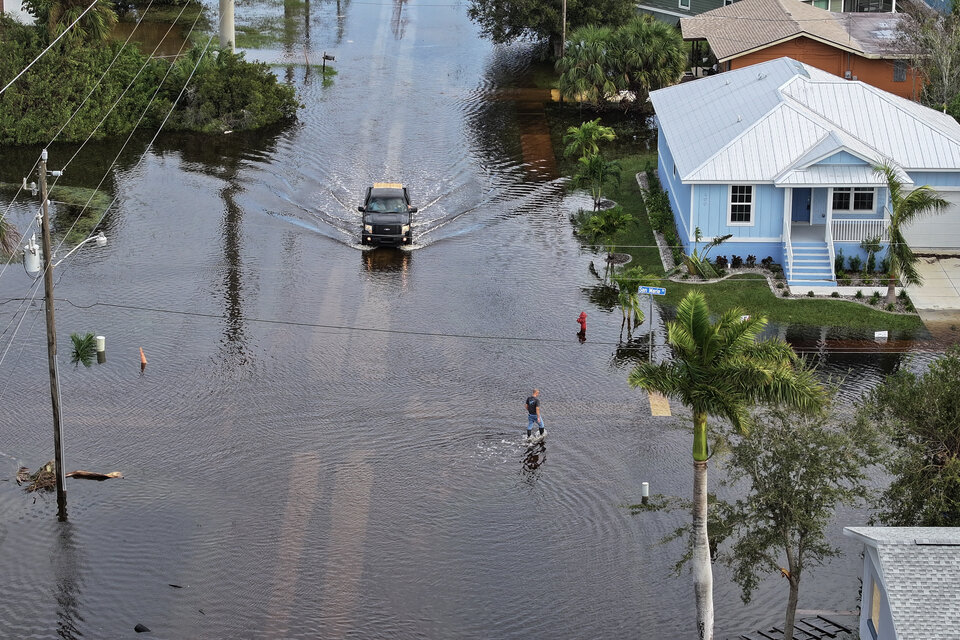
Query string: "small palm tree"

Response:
xmin=555 ymin=25 xmax=618 ymax=109
xmin=70 ymin=332 xmax=96 ymax=368
xmin=580 ymin=205 xmax=633 ymax=282
xmin=572 ymin=153 xmax=621 ymax=211
xmin=875 ymin=162 xmax=949 ymax=304
xmin=33 ymin=0 xmax=118 ymax=46
xmin=563 ymin=118 xmax=616 ymax=160
xmin=613 ymin=266 xmax=658 ymax=336
xmin=627 ymin=291 xmax=825 ymax=640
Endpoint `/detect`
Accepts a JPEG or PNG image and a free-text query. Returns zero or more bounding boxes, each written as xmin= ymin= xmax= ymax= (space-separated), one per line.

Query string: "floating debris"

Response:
xmin=134 ymin=623 xmax=151 ymax=633
xmin=16 ymin=466 xmax=30 ymax=486
xmin=23 ymin=461 xmax=56 ymax=493
xmin=65 ymin=470 xmax=123 ymax=481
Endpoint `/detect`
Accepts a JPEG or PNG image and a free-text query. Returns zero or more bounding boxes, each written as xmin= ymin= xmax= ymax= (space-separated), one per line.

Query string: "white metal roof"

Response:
xmin=650 ymin=57 xmax=960 ymax=183
xmin=775 ymin=164 xmax=892 ymax=186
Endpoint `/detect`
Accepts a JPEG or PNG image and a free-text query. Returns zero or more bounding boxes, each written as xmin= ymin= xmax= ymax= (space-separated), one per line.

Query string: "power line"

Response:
xmin=0 ymin=0 xmax=100 ymax=97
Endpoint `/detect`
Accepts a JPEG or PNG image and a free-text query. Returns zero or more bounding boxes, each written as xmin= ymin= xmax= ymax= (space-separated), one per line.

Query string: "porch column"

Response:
xmin=826 ymin=187 xmax=834 ymax=240
xmin=783 ymin=188 xmax=792 ymax=239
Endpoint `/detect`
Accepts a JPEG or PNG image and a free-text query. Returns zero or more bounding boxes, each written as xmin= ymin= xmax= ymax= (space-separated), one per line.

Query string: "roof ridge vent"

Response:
xmin=757 ymin=71 xmax=767 ymax=80
xmin=737 ymin=114 xmax=742 ymax=122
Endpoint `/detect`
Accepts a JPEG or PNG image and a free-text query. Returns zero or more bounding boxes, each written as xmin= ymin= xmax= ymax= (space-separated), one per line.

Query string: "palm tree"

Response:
xmin=579 ymin=205 xmax=632 ymax=282
xmin=555 ymin=25 xmax=618 ymax=109
xmin=613 ymin=266 xmax=658 ymax=336
xmin=572 ymin=153 xmax=621 ymax=211
xmin=27 ymin=0 xmax=118 ymax=46
xmin=563 ymin=118 xmax=616 ymax=160
xmin=627 ymin=291 xmax=825 ymax=640
xmin=613 ymin=15 xmax=686 ymax=111
xmin=875 ymin=162 xmax=949 ymax=304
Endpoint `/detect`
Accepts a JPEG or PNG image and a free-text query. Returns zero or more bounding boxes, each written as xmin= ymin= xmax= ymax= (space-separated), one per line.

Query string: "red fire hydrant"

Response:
xmin=577 ymin=312 xmax=587 ymax=334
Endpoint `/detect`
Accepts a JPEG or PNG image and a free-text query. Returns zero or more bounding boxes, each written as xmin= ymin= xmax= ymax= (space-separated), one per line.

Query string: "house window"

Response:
xmin=833 ymin=187 xmax=874 ymax=212
xmin=868 ymin=578 xmax=882 ymax=638
xmin=679 ymin=0 xmax=691 ymax=9
xmin=724 ymin=0 xmax=734 ymax=5
xmin=729 ymin=185 xmax=753 ymax=224
xmin=894 ymin=60 xmax=907 ymax=82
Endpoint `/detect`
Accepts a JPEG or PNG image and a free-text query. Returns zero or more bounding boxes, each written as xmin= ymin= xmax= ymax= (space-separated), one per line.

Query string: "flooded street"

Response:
xmin=0 ymin=2 xmax=950 ymax=638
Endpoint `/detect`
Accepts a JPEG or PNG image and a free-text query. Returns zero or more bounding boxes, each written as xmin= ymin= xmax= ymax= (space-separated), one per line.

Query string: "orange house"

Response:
xmin=681 ymin=0 xmax=919 ymax=100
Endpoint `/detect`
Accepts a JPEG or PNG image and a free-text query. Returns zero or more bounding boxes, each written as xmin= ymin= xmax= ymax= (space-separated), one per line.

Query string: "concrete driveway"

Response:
xmin=911 ymin=257 xmax=960 ymax=310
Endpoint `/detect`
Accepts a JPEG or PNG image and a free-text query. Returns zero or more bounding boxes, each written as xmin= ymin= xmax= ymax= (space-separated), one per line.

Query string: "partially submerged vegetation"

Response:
xmin=0 ymin=9 xmax=300 ymax=145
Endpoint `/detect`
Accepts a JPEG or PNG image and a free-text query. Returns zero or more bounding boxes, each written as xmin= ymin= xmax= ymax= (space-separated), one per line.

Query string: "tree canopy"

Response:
xmin=858 ymin=346 xmax=960 ymax=527
xmin=466 ymin=0 xmax=635 ymax=54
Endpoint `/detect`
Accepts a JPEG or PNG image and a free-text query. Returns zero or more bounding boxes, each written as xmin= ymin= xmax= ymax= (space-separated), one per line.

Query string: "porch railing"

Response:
xmin=831 ymin=218 xmax=888 ymax=243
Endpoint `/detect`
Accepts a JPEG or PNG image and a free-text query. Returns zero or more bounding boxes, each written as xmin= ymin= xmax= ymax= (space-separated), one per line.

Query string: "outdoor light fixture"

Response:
xmin=23 ymin=232 xmax=108 ymax=278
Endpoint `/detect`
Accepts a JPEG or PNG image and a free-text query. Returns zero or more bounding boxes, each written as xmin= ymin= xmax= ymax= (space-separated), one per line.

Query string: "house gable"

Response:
xmin=816 ymin=150 xmax=870 ymax=166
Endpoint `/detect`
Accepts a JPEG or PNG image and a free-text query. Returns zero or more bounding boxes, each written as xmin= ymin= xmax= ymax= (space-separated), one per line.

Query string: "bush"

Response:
xmin=831 ymin=291 xmax=840 ymax=297
xmin=868 ymin=296 xmax=879 ymax=306
xmin=862 ymin=277 xmax=874 ymax=286
xmin=807 ymin=290 xmax=815 ymax=297
xmin=886 ymin=303 xmax=896 ymax=312
xmin=731 ymin=255 xmax=743 ymax=268
xmin=782 ymin=289 xmax=791 ymax=297
xmin=838 ymin=276 xmax=851 ymax=286
xmin=745 ymin=255 xmax=756 ymax=268
xmin=898 ymin=289 xmax=909 ymax=301
xmin=776 ymin=282 xmax=785 ymax=289
xmin=834 ymin=249 xmax=845 ymax=274
xmin=855 ymin=290 xmax=864 ymax=299
xmin=0 ymin=21 xmax=300 ymax=144
xmin=761 ymin=256 xmax=775 ymax=270
xmin=848 ymin=256 xmax=862 ymax=273
xmin=880 ymin=258 xmax=890 ymax=274
xmin=714 ymin=255 xmax=728 ymax=270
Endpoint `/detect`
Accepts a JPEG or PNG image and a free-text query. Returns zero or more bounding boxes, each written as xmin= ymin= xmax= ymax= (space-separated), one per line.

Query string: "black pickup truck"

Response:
xmin=358 ymin=183 xmax=417 ymax=246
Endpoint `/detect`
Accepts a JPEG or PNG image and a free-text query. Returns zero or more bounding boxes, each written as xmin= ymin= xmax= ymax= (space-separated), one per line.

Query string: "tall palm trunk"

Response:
xmin=886 ymin=263 xmax=898 ymax=305
xmin=692 ymin=411 xmax=714 ymax=640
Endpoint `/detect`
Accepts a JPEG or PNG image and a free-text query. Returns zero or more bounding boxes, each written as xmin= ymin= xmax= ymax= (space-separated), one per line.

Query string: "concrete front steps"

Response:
xmin=788 ymin=242 xmax=836 ymax=287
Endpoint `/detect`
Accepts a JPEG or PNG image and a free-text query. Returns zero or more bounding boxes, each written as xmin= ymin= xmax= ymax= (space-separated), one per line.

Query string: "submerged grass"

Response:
xmin=0 ymin=182 xmax=109 ymax=246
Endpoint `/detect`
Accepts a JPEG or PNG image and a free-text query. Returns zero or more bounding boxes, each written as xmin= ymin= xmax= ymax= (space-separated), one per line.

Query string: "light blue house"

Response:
xmin=649 ymin=57 xmax=960 ymax=286
xmin=843 ymin=527 xmax=960 ymax=640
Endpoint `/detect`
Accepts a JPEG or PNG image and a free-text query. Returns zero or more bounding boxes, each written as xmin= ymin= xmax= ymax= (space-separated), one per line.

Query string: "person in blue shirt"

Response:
xmin=525 ymin=389 xmax=544 ymax=440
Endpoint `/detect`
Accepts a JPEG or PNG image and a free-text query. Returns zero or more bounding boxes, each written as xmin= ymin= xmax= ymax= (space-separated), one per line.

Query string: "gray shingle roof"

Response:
xmin=844 ymin=527 xmax=960 ymax=640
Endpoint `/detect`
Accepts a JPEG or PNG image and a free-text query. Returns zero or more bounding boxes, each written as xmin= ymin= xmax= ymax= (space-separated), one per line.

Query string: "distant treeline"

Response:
xmin=0 ymin=15 xmax=300 ymax=146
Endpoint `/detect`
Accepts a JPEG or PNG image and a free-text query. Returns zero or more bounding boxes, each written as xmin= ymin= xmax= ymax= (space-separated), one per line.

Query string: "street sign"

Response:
xmin=638 ymin=286 xmax=666 ymax=296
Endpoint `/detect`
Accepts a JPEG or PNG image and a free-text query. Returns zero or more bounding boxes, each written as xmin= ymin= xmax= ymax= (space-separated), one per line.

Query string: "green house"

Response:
xmin=638 ymin=0 xmax=894 ymax=25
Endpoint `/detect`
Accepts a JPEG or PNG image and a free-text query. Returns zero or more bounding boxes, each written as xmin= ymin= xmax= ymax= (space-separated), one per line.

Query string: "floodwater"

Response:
xmin=0 ymin=2 xmax=952 ymax=638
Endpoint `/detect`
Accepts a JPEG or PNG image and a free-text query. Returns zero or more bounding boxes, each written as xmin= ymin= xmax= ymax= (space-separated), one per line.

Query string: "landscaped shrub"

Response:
xmin=807 ymin=290 xmax=815 ymax=297
xmin=855 ymin=290 xmax=864 ymax=299
xmin=848 ymin=256 xmax=863 ymax=273
xmin=731 ymin=255 xmax=743 ymax=268
xmin=838 ymin=275 xmax=851 ymax=286
xmin=886 ymin=303 xmax=896 ymax=312
xmin=831 ymin=291 xmax=840 ymax=298
xmin=714 ymin=255 xmax=729 ymax=270
xmin=880 ymin=258 xmax=890 ymax=274
xmin=869 ymin=292 xmax=882 ymax=306
xmin=745 ymin=255 xmax=756 ymax=268
xmin=782 ymin=289 xmax=790 ymax=297
xmin=776 ymin=282 xmax=785 ymax=289
xmin=761 ymin=256 xmax=775 ymax=270
xmin=834 ymin=249 xmax=845 ymax=274
xmin=863 ymin=276 xmax=874 ymax=286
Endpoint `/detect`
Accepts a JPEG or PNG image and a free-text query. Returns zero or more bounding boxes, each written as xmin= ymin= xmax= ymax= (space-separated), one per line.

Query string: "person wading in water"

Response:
xmin=525 ymin=389 xmax=544 ymax=440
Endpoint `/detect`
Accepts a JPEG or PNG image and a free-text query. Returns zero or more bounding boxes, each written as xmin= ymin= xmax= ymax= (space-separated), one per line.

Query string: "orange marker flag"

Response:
xmin=139 ymin=347 xmax=147 ymax=366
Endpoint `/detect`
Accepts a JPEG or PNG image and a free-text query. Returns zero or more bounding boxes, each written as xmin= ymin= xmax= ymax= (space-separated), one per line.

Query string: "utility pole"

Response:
xmin=561 ymin=0 xmax=567 ymax=59
xmin=219 ymin=0 xmax=235 ymax=52
xmin=38 ymin=149 xmax=68 ymax=521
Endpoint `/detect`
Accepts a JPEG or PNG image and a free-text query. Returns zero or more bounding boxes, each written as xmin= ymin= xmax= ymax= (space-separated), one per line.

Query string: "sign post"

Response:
xmin=638 ymin=286 xmax=667 ymax=362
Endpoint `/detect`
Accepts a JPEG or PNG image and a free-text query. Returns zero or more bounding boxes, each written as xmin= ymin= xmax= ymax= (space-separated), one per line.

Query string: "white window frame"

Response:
xmin=833 ymin=187 xmax=875 ymax=212
xmin=727 ymin=184 xmax=754 ymax=226
xmin=679 ymin=0 xmax=691 ymax=9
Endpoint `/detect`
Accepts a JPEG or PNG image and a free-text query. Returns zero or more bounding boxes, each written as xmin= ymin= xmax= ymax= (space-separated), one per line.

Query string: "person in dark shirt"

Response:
xmin=525 ymin=389 xmax=543 ymax=440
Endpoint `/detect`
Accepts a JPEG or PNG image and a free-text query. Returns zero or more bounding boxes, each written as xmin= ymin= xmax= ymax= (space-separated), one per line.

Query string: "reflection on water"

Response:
xmin=53 ymin=522 xmax=83 ymax=640
xmin=362 ymin=247 xmax=410 ymax=273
